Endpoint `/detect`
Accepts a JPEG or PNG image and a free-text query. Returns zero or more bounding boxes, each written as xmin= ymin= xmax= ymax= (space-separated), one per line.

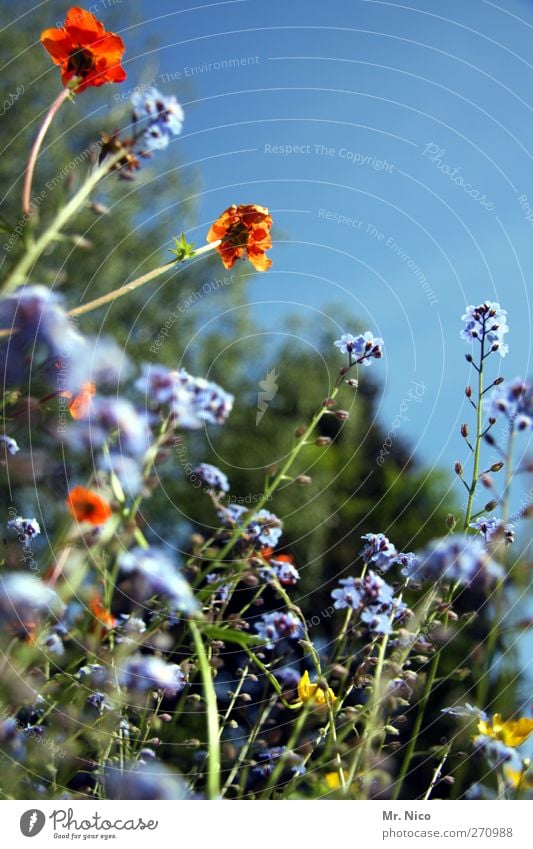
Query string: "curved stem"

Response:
xmin=3 ymin=150 xmax=125 ymax=295
xmin=189 ymin=620 xmax=220 ymax=799
xmin=22 ymin=88 xmax=72 ymax=217
xmin=68 ymin=241 xmax=220 ymax=318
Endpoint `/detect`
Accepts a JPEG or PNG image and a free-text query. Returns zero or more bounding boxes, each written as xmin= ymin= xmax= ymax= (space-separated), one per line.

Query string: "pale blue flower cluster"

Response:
xmin=131 ymin=86 xmax=184 ymax=152
xmin=334 ymin=331 xmax=384 ymax=366
xmin=461 ymin=301 xmax=509 ymax=357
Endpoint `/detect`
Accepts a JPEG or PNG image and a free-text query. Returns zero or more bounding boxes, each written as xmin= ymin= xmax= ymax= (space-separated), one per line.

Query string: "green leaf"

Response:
xmin=203 ymin=625 xmax=264 ymax=647
xmin=170 ymin=232 xmax=196 ymax=262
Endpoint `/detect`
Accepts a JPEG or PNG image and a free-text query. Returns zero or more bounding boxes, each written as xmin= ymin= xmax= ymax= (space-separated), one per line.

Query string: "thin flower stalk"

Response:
xmin=22 ymin=87 xmax=72 ymax=217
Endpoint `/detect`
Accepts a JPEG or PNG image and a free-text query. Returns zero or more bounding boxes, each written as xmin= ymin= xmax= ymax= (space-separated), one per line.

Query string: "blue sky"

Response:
xmin=114 ymin=0 xmax=533 ymax=498
xmin=12 ymin=0 xmax=533 ymax=500
xmin=119 ymin=0 xmax=533 ymax=708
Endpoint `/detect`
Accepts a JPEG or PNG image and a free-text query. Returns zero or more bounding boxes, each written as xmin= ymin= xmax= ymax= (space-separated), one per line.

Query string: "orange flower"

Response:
xmin=68 ymin=381 xmax=96 ymax=420
xmin=41 ymin=7 xmax=126 ymax=93
xmin=90 ymin=595 xmax=116 ymax=630
xmin=66 ymin=485 xmax=112 ymax=525
xmin=260 ymin=548 xmax=293 ymax=565
xmin=207 ymin=204 xmax=273 ymax=271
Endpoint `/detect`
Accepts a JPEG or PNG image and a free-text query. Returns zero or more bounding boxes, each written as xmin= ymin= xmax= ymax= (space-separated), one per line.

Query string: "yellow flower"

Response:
xmin=477 ymin=714 xmax=533 ymax=747
xmin=297 ymin=670 xmax=337 ymax=707
xmin=325 ymin=771 xmax=344 ymax=789
xmin=504 ymin=767 xmax=533 ymax=790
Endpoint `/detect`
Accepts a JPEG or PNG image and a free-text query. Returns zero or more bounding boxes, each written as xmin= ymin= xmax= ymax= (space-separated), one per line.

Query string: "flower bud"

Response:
xmin=465 ymin=386 xmax=472 ymax=398
xmin=494 ymin=377 xmax=504 ymax=385
xmin=90 ymin=201 xmax=110 ymax=215
xmin=465 ymin=353 xmax=473 ymax=363
xmin=243 ymin=573 xmax=259 ymax=587
xmin=322 ymin=398 xmax=335 ymax=408
xmin=345 ymin=378 xmax=358 ymax=387
xmin=484 ymin=433 xmax=495 ymax=445
xmin=294 ymin=425 xmax=306 ymax=437
xmin=490 ymin=462 xmax=504 ymax=472
xmin=446 ymin=514 xmax=456 ymax=530
xmin=454 ymin=462 xmax=463 ymax=475
xmin=460 ymin=423 xmax=469 ymax=438
xmin=315 ymin=436 xmax=332 ymax=446
xmin=295 ymin=475 xmax=312 ymax=486
xmin=485 ymin=499 xmax=498 ymax=511
xmin=480 ymin=474 xmax=493 ymax=489
xmin=191 ymin=533 xmax=205 ymax=547
xmin=335 ymin=410 xmax=350 ymax=421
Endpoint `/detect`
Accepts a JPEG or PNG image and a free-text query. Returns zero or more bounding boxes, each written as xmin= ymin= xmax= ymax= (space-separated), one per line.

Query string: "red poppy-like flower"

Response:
xmin=261 ymin=548 xmax=294 ymax=566
xmin=68 ymin=380 xmax=96 ymax=420
xmin=207 ymin=204 xmax=273 ymax=271
xmin=66 ymin=485 xmax=112 ymax=525
xmin=259 ymin=549 xmax=299 ymax=585
xmin=90 ymin=595 xmax=116 ymax=630
xmin=41 ymin=7 xmax=126 ymax=93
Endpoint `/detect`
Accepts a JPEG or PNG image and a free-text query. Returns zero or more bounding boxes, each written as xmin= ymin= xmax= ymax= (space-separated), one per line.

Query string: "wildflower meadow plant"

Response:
xmin=0 ymin=5 xmax=532 ymax=807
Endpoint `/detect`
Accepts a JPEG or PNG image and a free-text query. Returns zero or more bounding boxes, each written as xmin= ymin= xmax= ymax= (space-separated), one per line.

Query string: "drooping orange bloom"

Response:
xmin=90 ymin=595 xmax=116 ymax=630
xmin=66 ymin=485 xmax=112 ymax=525
xmin=41 ymin=7 xmax=126 ymax=93
xmin=68 ymin=381 xmax=96 ymax=420
xmin=207 ymin=204 xmax=273 ymax=271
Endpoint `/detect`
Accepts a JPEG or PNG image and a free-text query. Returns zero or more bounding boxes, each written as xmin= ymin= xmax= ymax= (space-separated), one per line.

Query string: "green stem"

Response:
xmin=501 ymin=425 xmax=515 ymax=524
xmin=345 ymin=630 xmax=389 ymax=796
xmin=261 ymin=706 xmax=311 ymax=798
xmin=68 ymin=241 xmax=220 ymax=318
xmin=242 ymin=646 xmax=298 ymax=709
xmin=475 ymin=425 xmax=515 ymax=710
xmin=221 ymin=696 xmax=276 ymax=797
xmin=2 ymin=149 xmax=125 ymax=294
xmin=464 ymin=335 xmax=485 ymax=529
xmin=391 ymin=581 xmax=457 ymax=800
xmin=423 ymin=743 xmax=450 ymax=800
xmin=392 ymin=649 xmax=439 ymax=800
xmin=189 ymin=620 xmax=220 ymax=799
xmin=205 ymin=367 xmax=351 ymax=571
